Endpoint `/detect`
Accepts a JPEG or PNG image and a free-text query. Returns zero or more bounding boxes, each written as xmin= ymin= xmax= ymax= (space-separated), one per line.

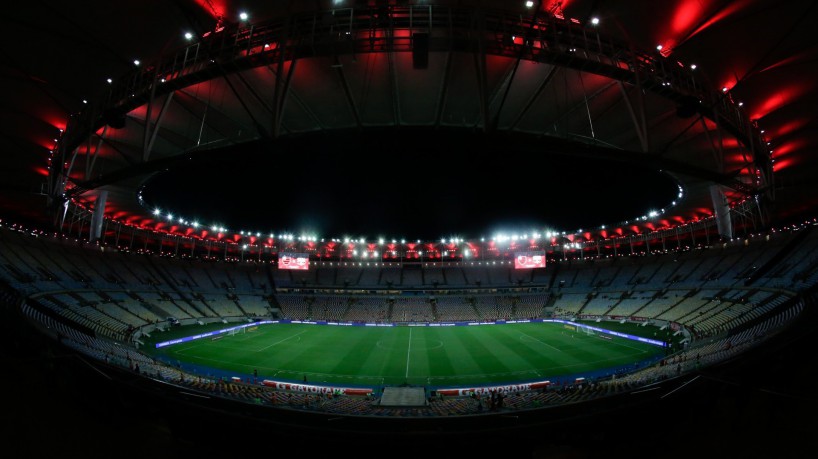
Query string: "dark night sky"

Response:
xmin=142 ymin=129 xmax=678 ymax=241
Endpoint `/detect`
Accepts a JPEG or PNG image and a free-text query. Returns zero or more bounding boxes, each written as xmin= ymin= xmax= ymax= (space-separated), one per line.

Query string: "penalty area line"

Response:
xmin=256 ymin=330 xmax=308 ymax=352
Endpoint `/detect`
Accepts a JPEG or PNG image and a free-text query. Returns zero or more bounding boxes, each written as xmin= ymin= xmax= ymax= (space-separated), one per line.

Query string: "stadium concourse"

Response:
xmin=2 ymin=1 xmax=818 ymax=458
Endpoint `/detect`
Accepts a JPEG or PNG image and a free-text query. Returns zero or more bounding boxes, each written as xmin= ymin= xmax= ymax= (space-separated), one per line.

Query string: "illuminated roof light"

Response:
xmin=690 ymin=64 xmax=697 ymax=70
xmin=184 ymin=32 xmax=193 ymax=40
xmin=239 ymin=12 xmax=248 ymax=21
xmin=656 ymin=44 xmax=663 ymax=51
xmin=153 ymin=208 xmax=161 ymax=215
xmin=591 ymin=17 xmax=599 ymax=25
xmin=379 ymin=238 xmax=384 ymax=244
xmin=133 ymin=59 xmax=140 ymax=66
xmin=106 ymin=78 xmax=112 ymax=84
xmin=82 ymin=99 xmax=87 ymax=104
xmin=738 ymin=102 xmax=744 ymax=107
xmin=525 ymin=1 xmax=534 ymax=8
xmin=166 ymin=213 xmax=173 ymax=220
xmin=160 ymin=78 xmax=166 ymax=83
xmin=192 ymin=222 xmax=199 ymax=228
xmin=722 ymin=87 xmax=729 ymax=92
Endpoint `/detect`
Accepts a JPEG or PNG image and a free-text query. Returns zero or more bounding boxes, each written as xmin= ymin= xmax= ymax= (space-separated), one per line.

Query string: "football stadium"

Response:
xmin=2 ymin=1 xmax=817 ymax=457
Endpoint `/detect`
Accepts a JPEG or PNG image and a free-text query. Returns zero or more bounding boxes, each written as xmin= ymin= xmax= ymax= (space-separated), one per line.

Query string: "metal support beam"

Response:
xmin=332 ymin=55 xmax=363 ymax=129
xmin=617 ymin=81 xmax=649 ymax=152
xmin=143 ymin=92 xmax=175 ymax=162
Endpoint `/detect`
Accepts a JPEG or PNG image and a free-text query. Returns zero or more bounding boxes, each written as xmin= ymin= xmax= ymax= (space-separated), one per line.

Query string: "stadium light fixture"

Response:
xmin=239 ymin=11 xmax=248 ymax=21
xmin=591 ymin=17 xmax=599 ymax=25
xmin=184 ymin=32 xmax=193 ymax=40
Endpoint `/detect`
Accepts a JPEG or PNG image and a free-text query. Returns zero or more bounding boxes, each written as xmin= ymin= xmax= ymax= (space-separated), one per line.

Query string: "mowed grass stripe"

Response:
xmin=328 ymin=327 xmax=388 ymax=382
xmin=491 ymin=325 xmax=556 ymax=378
xmin=451 ymin=326 xmax=514 ymax=381
xmin=277 ymin=325 xmax=348 ymax=380
xmin=420 ymin=328 xmax=457 ymax=385
xmin=429 ymin=327 xmax=495 ymax=384
xmin=147 ymin=322 xmax=665 ymax=386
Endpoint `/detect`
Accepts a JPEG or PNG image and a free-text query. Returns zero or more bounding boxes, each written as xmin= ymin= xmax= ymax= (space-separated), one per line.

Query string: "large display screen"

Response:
xmin=514 ymin=251 xmax=546 ymax=269
xmin=278 ymin=252 xmax=310 ymax=270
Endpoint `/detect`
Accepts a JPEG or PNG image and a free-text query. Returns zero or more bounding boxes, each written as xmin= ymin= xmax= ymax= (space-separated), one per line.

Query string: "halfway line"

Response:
xmin=405 ymin=328 xmax=413 ymax=378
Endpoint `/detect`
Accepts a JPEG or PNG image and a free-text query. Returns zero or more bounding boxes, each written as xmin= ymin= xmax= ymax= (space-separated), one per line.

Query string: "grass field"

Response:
xmin=142 ymin=321 xmax=671 ymax=388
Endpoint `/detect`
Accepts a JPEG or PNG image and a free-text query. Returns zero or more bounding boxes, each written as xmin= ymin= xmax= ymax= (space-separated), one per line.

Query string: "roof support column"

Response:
xmin=89 ymin=190 xmax=108 ymax=242
xmin=710 ymin=184 xmax=733 ymax=240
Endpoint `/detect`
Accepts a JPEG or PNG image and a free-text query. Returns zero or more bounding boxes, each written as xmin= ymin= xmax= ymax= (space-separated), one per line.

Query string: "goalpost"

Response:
xmin=228 ymin=327 xmax=246 ymax=337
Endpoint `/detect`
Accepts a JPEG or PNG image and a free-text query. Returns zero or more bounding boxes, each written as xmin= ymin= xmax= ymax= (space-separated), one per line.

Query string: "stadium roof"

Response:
xmin=2 ymin=0 xmax=817 ymax=240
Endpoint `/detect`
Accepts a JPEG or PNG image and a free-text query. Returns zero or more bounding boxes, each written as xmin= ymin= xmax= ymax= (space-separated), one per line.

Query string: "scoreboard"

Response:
xmin=277 ymin=252 xmax=310 ymax=270
xmin=514 ymin=251 xmax=546 ymax=269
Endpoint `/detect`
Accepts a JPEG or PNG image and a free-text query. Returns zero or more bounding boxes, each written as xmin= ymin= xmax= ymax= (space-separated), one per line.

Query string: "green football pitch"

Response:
xmin=141 ymin=321 xmax=671 ymax=388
